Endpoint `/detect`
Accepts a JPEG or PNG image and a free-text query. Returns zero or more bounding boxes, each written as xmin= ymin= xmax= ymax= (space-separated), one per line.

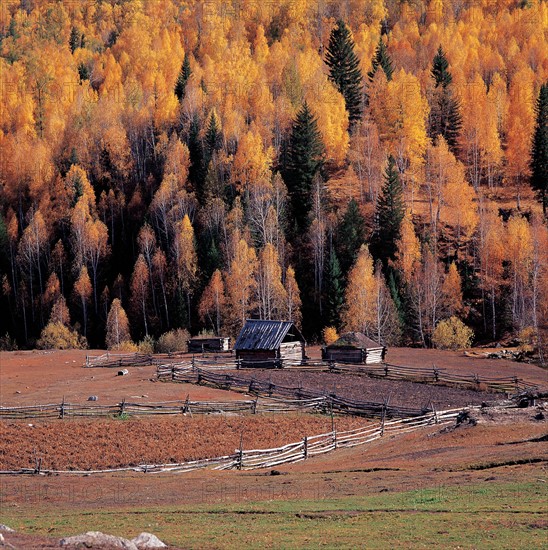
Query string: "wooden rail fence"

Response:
xmin=157 ymin=365 xmax=445 ymax=419
xmin=84 ymin=352 xmax=538 ymax=393
xmin=0 ymin=395 xmax=332 ymax=420
xmin=0 ymin=407 xmax=466 ymax=476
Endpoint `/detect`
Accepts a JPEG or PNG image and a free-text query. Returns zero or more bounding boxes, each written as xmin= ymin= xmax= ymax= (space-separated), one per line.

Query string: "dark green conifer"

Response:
xmin=367 ymin=37 xmax=394 ymax=83
xmin=530 ymin=82 xmax=548 ymax=216
xmin=325 ymin=20 xmax=364 ymax=131
xmin=371 ymin=156 xmax=405 ymax=268
xmin=324 ymin=250 xmax=344 ymax=328
xmin=175 ymin=53 xmax=192 ymax=102
xmin=335 ymin=198 xmax=366 ymax=274
xmin=428 ymin=46 xmax=462 ymax=154
xmin=282 ymin=102 xmax=325 ymax=234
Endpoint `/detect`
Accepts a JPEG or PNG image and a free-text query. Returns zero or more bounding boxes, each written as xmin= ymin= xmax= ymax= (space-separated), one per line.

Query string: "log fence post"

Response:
xmin=237 ymin=433 xmax=244 ymax=470
xmin=119 ymin=399 xmax=126 ymax=416
xmin=303 ymin=437 xmax=308 ymax=459
xmin=60 ymin=397 xmax=65 ymax=419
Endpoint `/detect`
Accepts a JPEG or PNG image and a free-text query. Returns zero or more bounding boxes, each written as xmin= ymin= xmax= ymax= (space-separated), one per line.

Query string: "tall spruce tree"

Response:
xmin=431 ymin=46 xmax=452 ymax=88
xmin=324 ymin=250 xmax=344 ymax=328
xmin=530 ymin=82 xmax=548 ymax=216
xmin=371 ymin=155 xmax=405 ymax=268
xmin=325 ymin=20 xmax=364 ymax=131
xmin=175 ymin=52 xmax=192 ymax=102
xmin=187 ymin=112 xmax=204 ymax=193
xmin=204 ymin=110 xmax=222 ymax=163
xmin=335 ymin=198 xmax=367 ymax=274
xmin=69 ymin=26 xmax=81 ymax=53
xmin=428 ymin=46 xmax=462 ymax=154
xmin=367 ymin=37 xmax=394 ymax=83
xmin=282 ymin=102 xmax=325 ymax=234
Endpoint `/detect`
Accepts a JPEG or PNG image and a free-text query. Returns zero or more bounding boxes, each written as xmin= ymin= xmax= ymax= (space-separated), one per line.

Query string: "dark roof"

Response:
xmin=234 ymin=320 xmax=305 ymax=350
xmin=328 ymin=332 xmax=384 ymax=349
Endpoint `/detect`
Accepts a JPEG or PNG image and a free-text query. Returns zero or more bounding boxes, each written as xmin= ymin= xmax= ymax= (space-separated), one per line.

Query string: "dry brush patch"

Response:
xmin=0 ymin=414 xmax=366 ymax=472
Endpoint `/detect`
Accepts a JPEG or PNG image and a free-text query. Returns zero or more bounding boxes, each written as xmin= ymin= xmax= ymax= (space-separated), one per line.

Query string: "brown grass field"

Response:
xmin=0 ymin=348 xmax=546 ymax=549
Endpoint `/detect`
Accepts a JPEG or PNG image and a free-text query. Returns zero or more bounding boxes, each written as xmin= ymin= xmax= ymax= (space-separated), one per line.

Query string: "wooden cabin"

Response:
xmin=188 ymin=336 xmax=231 ymax=353
xmin=234 ymin=320 xmax=306 ymax=366
xmin=322 ymin=332 xmax=386 ymax=364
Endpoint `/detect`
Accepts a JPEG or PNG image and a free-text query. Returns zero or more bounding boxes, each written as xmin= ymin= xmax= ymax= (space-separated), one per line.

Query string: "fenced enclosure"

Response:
xmin=84 ymin=352 xmax=538 ymax=394
xmin=0 ymin=406 xmax=466 ymax=476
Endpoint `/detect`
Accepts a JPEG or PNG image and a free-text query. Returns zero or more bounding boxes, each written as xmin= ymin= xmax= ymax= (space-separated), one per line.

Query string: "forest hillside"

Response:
xmin=0 ymin=0 xmax=546 ymax=360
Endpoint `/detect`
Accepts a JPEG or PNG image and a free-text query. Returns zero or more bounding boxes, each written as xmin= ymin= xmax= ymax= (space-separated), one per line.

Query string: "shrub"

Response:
xmin=112 ymin=340 xmax=138 ymax=352
xmin=322 ymin=326 xmax=339 ymax=345
xmin=432 ymin=316 xmax=474 ymax=350
xmin=138 ymin=335 xmax=156 ymax=354
xmin=155 ymin=328 xmax=190 ymax=353
xmin=0 ymin=332 xmax=18 ymax=351
xmin=517 ymin=327 xmax=536 ymax=353
xmin=37 ymin=322 xmax=87 ymax=350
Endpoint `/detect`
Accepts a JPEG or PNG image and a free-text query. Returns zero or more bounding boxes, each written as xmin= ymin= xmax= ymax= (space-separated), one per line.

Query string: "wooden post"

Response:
xmin=433 ymin=365 xmax=439 ymax=382
xmin=237 ymin=432 xmax=244 ymax=470
xmin=303 ymin=436 xmax=308 ymax=459
xmin=35 ymin=457 xmax=42 ymax=475
xmin=252 ymin=395 xmax=259 ymax=414
xmin=430 ymin=401 xmax=439 ymax=424
xmin=60 ymin=396 xmax=65 ymax=419
xmin=119 ymin=399 xmax=126 ymax=417
xmin=384 ymin=364 xmax=389 ymax=377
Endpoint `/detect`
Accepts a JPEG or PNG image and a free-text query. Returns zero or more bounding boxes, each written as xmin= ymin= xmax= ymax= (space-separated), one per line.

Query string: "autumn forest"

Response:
xmin=0 ymin=0 xmax=547 ymax=359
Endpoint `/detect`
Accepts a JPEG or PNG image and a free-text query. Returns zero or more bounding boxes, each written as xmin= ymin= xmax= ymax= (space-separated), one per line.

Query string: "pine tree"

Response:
xmin=204 ymin=110 xmax=222 ymax=163
xmin=428 ymin=46 xmax=462 ymax=154
xmin=325 ymin=20 xmax=364 ymax=131
xmin=69 ymin=26 xmax=81 ymax=54
xmin=431 ymin=46 xmax=452 ymax=88
xmin=175 ymin=52 xmax=192 ymax=102
xmin=530 ymin=82 xmax=548 ymax=216
xmin=371 ymin=156 xmax=406 ymax=268
xmin=335 ymin=198 xmax=367 ymax=274
xmin=187 ymin=112 xmax=204 ymax=192
xmin=323 ymin=250 xmax=344 ymax=327
xmin=367 ymin=37 xmax=394 ymax=83
xmin=282 ymin=102 xmax=325 ymax=234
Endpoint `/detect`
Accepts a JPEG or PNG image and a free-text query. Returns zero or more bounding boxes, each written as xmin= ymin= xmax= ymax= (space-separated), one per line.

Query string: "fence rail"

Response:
xmin=156 ymin=365 xmax=444 ymax=419
xmin=160 ymin=357 xmax=538 ymax=394
xmin=0 ymin=395 xmax=336 ymax=420
xmin=85 ymin=352 xmax=538 ymax=394
xmin=0 ymin=407 xmax=468 ymax=476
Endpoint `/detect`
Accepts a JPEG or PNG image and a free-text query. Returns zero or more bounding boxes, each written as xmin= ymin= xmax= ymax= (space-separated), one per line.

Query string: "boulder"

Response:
xmin=118 ymin=369 xmax=129 ymax=376
xmin=59 ymin=531 xmax=138 ymax=549
xmin=0 ymin=525 xmax=15 ymax=532
xmin=87 ymin=395 xmax=98 ymax=401
xmin=131 ymin=532 xmax=167 ymax=549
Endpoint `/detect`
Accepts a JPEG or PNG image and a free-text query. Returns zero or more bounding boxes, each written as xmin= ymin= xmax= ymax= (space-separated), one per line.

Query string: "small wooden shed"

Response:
xmin=188 ymin=336 xmax=231 ymax=353
xmin=322 ymin=332 xmax=386 ymax=364
xmin=234 ymin=320 xmax=306 ymax=366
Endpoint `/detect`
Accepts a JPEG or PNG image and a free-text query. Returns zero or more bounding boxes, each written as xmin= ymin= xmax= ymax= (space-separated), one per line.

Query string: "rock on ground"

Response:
xmin=131 ymin=532 xmax=167 ymax=548
xmin=0 ymin=525 xmax=15 ymax=532
xmin=59 ymin=531 xmax=138 ymax=549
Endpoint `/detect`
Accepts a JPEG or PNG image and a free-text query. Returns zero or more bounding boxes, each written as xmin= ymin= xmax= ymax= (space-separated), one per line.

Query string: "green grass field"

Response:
xmin=2 ymin=480 xmax=546 ymax=549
